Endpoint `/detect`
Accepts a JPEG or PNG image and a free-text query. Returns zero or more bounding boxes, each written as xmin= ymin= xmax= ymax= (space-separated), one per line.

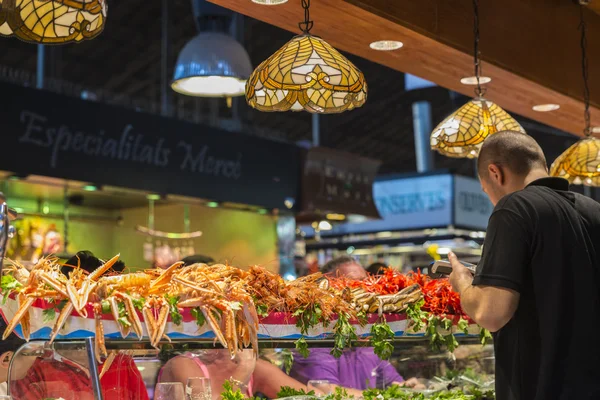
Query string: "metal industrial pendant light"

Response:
xmin=0 ymin=0 xmax=107 ymax=44
xmin=171 ymin=1 xmax=252 ymax=98
xmin=430 ymin=0 xmax=524 ymax=159
xmin=550 ymin=4 xmax=600 ymax=187
xmin=245 ymin=0 xmax=367 ymax=113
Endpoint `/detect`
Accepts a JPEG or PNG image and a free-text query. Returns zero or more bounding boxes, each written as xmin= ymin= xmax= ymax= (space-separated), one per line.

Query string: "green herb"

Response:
xmin=165 ymin=294 xmax=183 ymax=326
xmin=1 ymin=275 xmax=22 ymax=304
xmin=56 ymin=299 xmax=68 ymax=311
xmin=323 ymin=387 xmax=353 ymax=400
xmin=281 ymin=349 xmax=294 ymax=374
xmin=295 ymin=336 xmax=310 ymax=358
xmin=191 ymin=307 xmax=206 ymax=328
xmin=101 ymin=300 xmax=111 ymax=314
xmin=331 ymin=312 xmax=357 ymax=358
xmin=457 ymin=318 xmax=470 ymax=335
xmin=293 ymin=303 xmax=323 ymax=335
xmin=356 ymin=310 xmax=368 ymax=327
xmin=479 ymin=327 xmax=493 ymax=346
xmin=116 ymin=301 xmax=132 ymax=327
xmin=221 ymin=380 xmax=260 ymax=400
xmin=370 ymin=322 xmax=394 ymax=360
xmin=221 ymin=380 xmax=245 ymax=400
xmin=256 ymin=303 xmax=269 ymax=318
xmin=42 ymin=308 xmax=56 ymax=323
xmin=277 ymin=386 xmax=316 ymax=398
xmin=230 ymin=301 xmax=242 ymax=311
xmin=405 ymin=299 xmax=427 ymax=332
xmin=131 ymin=297 xmax=146 ymax=311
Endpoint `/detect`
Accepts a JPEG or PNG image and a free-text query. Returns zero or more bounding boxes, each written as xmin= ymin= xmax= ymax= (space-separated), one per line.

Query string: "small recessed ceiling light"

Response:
xmin=460 ymin=76 xmax=492 ymax=85
xmin=252 ymin=0 xmax=288 ymax=4
xmin=206 ymin=202 xmax=219 ymax=208
xmin=83 ymin=185 xmax=99 ymax=192
xmin=369 ymin=40 xmax=403 ymax=51
xmin=532 ymin=104 xmax=560 ymax=112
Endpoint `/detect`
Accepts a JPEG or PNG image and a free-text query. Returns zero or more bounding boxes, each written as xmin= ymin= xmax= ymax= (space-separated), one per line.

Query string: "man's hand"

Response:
xmin=447 ymin=252 xmax=520 ymax=332
xmin=400 ymin=378 xmax=426 ymax=390
xmin=448 ymin=252 xmax=473 ymax=295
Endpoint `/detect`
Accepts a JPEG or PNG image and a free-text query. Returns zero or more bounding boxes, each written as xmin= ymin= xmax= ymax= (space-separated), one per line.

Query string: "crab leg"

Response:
xmin=152 ymin=305 xmax=169 ymax=347
xmin=143 ymin=307 xmax=157 ymax=342
xmin=66 ymin=282 xmax=87 ymax=318
xmin=122 ymin=295 xmax=143 ymax=340
xmin=79 ymin=281 xmax=97 ymax=311
xmin=150 ymin=261 xmax=184 ymax=288
xmin=93 ymin=304 xmax=107 ymax=363
xmin=88 ymin=254 xmax=120 ymax=281
xmin=50 ymin=301 xmax=74 ymax=343
xmin=202 ymin=306 xmax=228 ymax=349
xmin=108 ymin=297 xmax=130 ymax=339
xmin=17 ymin=293 xmax=31 ymax=341
xmin=99 ymin=352 xmax=116 ymax=379
xmin=3 ymin=296 xmax=34 ymax=340
xmin=38 ymin=274 xmax=68 ymax=298
xmin=172 ymin=277 xmax=219 ymax=295
xmin=225 ymin=310 xmax=238 ymax=358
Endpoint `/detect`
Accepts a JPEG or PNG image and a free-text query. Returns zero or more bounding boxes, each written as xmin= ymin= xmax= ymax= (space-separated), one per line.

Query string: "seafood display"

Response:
xmin=330 ymin=268 xmax=467 ymax=319
xmin=1 ymin=256 xmax=478 ymax=364
xmin=1 ymin=256 xmax=260 ymax=361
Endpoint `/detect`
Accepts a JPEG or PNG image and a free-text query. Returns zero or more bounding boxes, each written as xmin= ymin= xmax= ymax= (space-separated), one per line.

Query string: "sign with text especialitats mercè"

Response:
xmin=0 ymin=82 xmax=301 ymax=210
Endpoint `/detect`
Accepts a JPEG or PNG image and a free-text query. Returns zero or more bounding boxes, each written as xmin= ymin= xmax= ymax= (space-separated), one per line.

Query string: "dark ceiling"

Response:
xmin=0 ymin=0 xmax=592 ymax=192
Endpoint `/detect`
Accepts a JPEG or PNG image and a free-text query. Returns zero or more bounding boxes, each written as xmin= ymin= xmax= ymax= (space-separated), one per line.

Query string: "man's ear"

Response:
xmin=0 ymin=352 xmax=12 ymax=369
xmin=488 ymin=163 xmax=504 ymax=185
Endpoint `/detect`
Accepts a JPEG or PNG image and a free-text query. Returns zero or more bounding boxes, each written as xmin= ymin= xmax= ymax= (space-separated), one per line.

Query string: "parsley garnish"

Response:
xmin=294 ymin=336 xmax=310 ymax=358
xmin=165 ymin=294 xmax=183 ymax=326
xmin=1 ymin=275 xmax=22 ymax=304
xmin=370 ymin=322 xmax=395 ymax=360
xmin=190 ymin=307 xmax=206 ymax=328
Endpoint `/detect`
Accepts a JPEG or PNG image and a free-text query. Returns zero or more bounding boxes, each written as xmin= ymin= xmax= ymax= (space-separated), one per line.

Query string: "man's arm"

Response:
xmin=449 ymin=208 xmax=529 ymax=332
xmin=449 ymin=254 xmax=519 ymax=332
xmin=253 ymin=359 xmax=307 ymax=398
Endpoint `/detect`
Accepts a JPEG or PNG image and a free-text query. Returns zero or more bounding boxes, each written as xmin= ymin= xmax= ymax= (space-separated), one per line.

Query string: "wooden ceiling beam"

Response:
xmin=208 ymin=0 xmax=600 ymax=138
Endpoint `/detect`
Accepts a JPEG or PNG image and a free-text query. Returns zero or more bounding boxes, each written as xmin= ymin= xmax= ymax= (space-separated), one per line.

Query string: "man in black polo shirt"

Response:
xmin=449 ymin=131 xmax=600 ymax=400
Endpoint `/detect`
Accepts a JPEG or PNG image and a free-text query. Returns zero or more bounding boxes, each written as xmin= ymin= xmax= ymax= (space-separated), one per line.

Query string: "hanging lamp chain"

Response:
xmin=472 ymin=0 xmax=485 ymax=97
xmin=298 ymin=0 xmax=313 ymax=34
xmin=579 ymin=5 xmax=591 ymax=136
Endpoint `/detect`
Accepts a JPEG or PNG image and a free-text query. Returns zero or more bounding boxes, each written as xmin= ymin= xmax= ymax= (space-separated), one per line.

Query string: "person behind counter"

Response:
xmin=448 ymin=131 xmax=600 ymax=400
xmin=290 ymin=257 xmax=423 ymax=396
xmin=158 ymin=350 xmax=307 ymax=399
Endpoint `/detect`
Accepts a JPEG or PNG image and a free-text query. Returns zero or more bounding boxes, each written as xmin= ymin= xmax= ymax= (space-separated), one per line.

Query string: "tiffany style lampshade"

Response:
xmin=430 ymin=97 xmax=525 ymax=158
xmin=550 ymin=137 xmax=600 ymax=187
xmin=0 ymin=0 xmax=106 ymax=44
xmin=245 ymin=34 xmax=367 ymax=113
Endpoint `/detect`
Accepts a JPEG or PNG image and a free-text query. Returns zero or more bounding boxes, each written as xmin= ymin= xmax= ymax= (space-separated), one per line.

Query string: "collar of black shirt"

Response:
xmin=525 ymin=177 xmax=569 ymax=191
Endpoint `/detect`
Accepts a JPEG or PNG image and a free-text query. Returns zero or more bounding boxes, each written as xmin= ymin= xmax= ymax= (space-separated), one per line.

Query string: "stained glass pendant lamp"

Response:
xmin=550 ymin=5 xmax=600 ymax=187
xmin=430 ymin=0 xmax=524 ymax=158
xmin=0 ymin=0 xmax=106 ymax=44
xmin=245 ymin=0 xmax=367 ymax=113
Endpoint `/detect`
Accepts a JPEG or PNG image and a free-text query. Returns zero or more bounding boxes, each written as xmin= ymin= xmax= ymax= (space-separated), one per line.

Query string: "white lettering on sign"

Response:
xmin=17 ymin=110 xmax=243 ymax=181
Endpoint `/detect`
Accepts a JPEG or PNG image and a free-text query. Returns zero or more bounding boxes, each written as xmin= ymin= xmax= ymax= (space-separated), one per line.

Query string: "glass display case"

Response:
xmin=7 ymin=338 xmax=494 ymax=400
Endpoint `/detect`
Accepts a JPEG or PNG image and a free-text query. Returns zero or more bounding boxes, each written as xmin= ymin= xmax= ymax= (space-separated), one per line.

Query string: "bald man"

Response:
xmin=449 ymin=131 xmax=600 ymax=400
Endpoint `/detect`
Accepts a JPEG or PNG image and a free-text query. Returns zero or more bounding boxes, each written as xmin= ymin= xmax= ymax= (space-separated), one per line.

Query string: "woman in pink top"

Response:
xmin=158 ymin=350 xmax=305 ymax=399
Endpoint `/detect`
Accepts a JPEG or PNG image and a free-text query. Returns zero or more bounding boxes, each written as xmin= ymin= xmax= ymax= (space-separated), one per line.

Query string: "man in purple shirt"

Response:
xmin=289 ymin=257 xmax=422 ymax=395
xmin=290 ymin=347 xmax=404 ymax=392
